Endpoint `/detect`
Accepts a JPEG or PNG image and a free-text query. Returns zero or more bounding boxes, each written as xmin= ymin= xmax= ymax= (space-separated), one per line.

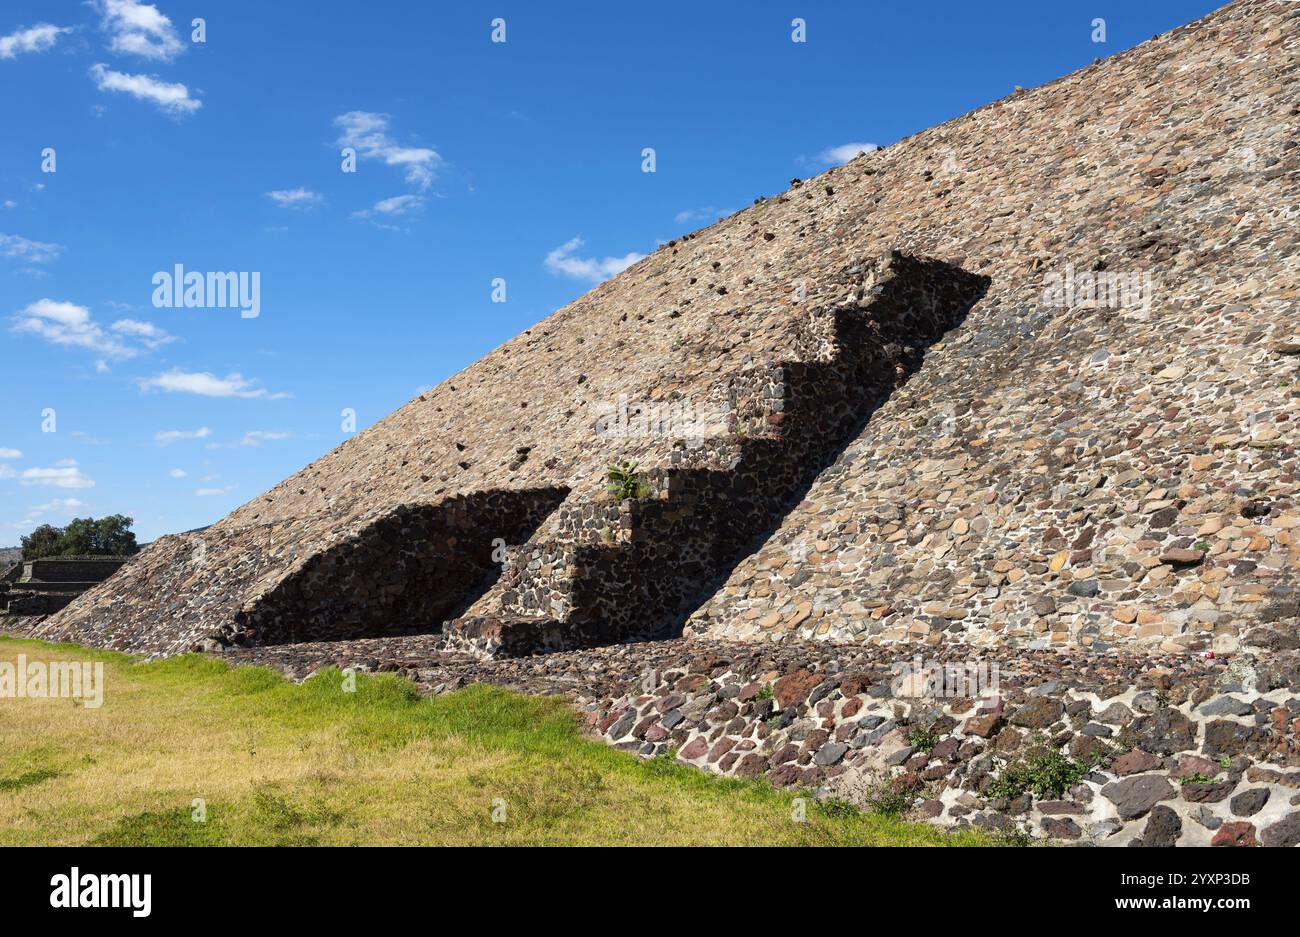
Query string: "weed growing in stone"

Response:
xmin=986 ymin=735 xmax=1109 ymax=800
xmin=606 ymin=460 xmax=649 ymax=502
xmin=907 ymin=725 xmax=939 ymax=753
xmin=865 ymin=777 xmax=917 ymax=817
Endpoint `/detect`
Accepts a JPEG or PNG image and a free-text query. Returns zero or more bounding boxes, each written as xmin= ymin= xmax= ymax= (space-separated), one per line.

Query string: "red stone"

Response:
xmin=1111 ymin=749 xmax=1162 ymax=775
xmin=963 ymin=711 xmax=1002 ymax=738
xmin=1211 ymin=822 xmax=1256 ymax=847
xmin=773 ymin=669 xmax=822 ymax=709
xmin=679 ymin=736 xmax=709 ymax=760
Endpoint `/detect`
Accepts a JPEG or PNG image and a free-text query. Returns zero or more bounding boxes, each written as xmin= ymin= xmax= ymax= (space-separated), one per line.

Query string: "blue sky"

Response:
xmin=0 ymin=0 xmax=1223 ymax=544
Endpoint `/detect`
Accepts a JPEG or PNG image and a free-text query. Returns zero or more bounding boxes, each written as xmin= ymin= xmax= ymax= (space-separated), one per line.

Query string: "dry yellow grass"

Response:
xmin=0 ymin=637 xmax=992 ymax=846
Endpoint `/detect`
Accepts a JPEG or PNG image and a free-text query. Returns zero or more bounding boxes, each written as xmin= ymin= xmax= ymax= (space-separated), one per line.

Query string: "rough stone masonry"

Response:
xmin=14 ymin=0 xmax=1300 ymax=845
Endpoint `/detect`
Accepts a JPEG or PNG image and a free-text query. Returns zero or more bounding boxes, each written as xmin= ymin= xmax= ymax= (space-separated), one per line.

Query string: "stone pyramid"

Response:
xmin=36 ymin=0 xmax=1299 ymax=659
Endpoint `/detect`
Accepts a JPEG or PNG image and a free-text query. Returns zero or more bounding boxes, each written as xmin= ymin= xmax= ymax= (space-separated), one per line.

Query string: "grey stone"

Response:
xmin=1102 ymin=775 xmax=1177 ymax=820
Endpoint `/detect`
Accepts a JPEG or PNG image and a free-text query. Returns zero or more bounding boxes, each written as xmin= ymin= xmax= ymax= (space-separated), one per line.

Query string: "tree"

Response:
xmin=20 ymin=515 xmax=140 ymax=559
xmin=58 ymin=517 xmax=98 ymax=555
xmin=92 ymin=515 xmax=138 ymax=556
xmin=21 ymin=524 xmax=63 ymax=560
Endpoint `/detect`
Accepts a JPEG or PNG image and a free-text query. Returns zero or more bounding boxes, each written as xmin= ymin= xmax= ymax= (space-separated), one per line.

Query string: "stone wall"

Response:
xmin=582 ymin=641 xmax=1300 ymax=846
xmin=1 ymin=556 xmax=128 ymax=617
xmin=21 ymin=557 xmax=128 ymax=583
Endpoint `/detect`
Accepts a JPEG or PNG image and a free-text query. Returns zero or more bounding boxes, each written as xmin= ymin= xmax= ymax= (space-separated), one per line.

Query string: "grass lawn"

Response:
xmin=0 ymin=636 xmax=992 ymax=846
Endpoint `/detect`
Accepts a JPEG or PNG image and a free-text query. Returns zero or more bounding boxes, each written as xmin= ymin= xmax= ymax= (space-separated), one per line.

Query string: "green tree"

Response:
xmin=58 ymin=517 xmax=99 ymax=555
xmin=93 ymin=515 xmax=139 ymax=556
xmin=21 ymin=524 xmax=63 ymax=560
xmin=21 ymin=515 xmax=139 ymax=559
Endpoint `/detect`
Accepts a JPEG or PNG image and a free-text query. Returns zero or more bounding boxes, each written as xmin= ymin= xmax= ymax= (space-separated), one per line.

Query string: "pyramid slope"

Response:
xmin=687 ymin=0 xmax=1300 ymax=654
xmin=36 ymin=0 xmax=1298 ymax=656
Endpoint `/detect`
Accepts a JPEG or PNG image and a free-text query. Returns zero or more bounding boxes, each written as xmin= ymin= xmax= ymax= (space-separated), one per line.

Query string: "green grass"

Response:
xmin=0 ymin=636 xmax=991 ymax=846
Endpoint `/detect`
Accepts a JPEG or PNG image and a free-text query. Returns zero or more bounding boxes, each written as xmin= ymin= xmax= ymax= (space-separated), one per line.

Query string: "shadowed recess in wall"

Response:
xmin=444 ymin=251 xmax=989 ymax=656
xmin=225 ymin=488 xmax=570 ymax=646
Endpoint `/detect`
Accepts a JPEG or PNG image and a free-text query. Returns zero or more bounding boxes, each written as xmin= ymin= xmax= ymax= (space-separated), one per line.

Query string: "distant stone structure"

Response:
xmin=1 ymin=556 xmax=129 ymax=616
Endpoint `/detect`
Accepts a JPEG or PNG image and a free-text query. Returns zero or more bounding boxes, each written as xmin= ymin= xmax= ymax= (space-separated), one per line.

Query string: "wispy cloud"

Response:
xmin=13 ymin=299 xmax=131 ymax=358
xmin=194 ymin=485 xmax=233 ymax=497
xmin=216 ymin=430 xmax=292 ymax=449
xmin=267 ymin=188 xmax=323 ymax=209
xmin=11 ymin=299 xmax=174 ymax=360
xmin=808 ymin=142 xmax=879 ymax=166
xmin=0 ymin=448 xmax=21 ymax=459
xmin=154 ymin=427 xmax=212 ymax=445
xmin=2 ymin=497 xmax=84 ymax=531
xmin=168 ymin=467 xmax=186 ymax=478
xmin=90 ymin=63 xmax=200 ymax=116
xmin=137 ymin=369 xmax=290 ymax=399
xmin=351 ymin=194 xmax=425 ymax=220
xmin=0 ymin=23 xmax=72 ymax=60
xmin=0 ymin=233 xmax=63 ymax=264
xmin=253 ymin=430 xmax=288 ymax=446
xmin=333 ymin=111 xmax=441 ymax=191
xmin=91 ymin=0 xmax=184 ymax=62
xmin=544 ymin=237 xmax=643 ymax=283
xmin=19 ymin=460 xmax=95 ymax=490
xmin=111 ymin=317 xmax=177 ymax=349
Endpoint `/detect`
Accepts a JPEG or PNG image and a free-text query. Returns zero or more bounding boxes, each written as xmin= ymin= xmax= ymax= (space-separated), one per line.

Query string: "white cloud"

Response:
xmin=2 ymin=497 xmax=84 ymax=530
xmin=19 ymin=461 xmax=95 ymax=490
xmin=241 ymin=430 xmax=290 ymax=447
xmin=168 ymin=468 xmax=186 ymax=478
xmin=204 ymin=429 xmax=293 ymax=449
xmin=352 ymin=194 xmax=425 ymax=220
xmin=544 ymin=237 xmax=643 ymax=283
xmin=0 ymin=233 xmax=63 ymax=264
xmin=12 ymin=299 xmax=173 ymax=359
xmin=136 ymin=369 xmax=290 ymax=399
xmin=3 ymin=200 xmax=15 ymax=209
xmin=267 ymin=188 xmax=323 ymax=209
xmin=111 ymin=317 xmax=176 ymax=349
xmin=89 ymin=63 xmax=200 ymax=116
xmin=154 ymin=427 xmax=212 ymax=445
xmin=0 ymin=448 xmax=20 ymax=459
xmin=811 ymin=142 xmax=879 ymax=166
xmin=91 ymin=0 xmax=184 ymax=62
xmin=0 ymin=23 xmax=71 ymax=60
xmin=333 ymin=111 xmax=441 ymax=191
xmin=12 ymin=299 xmax=134 ymax=358
xmin=194 ymin=485 xmax=233 ymax=497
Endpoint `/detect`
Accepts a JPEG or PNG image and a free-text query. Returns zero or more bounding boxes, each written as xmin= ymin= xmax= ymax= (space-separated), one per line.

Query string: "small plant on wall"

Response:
xmin=606 ymin=460 xmax=649 ymax=502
